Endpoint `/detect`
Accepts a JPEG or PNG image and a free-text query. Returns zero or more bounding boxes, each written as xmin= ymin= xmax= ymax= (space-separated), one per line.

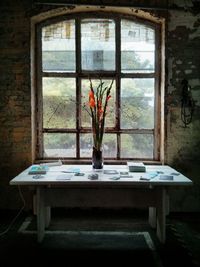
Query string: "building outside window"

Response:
xmin=35 ymin=12 xmax=161 ymax=162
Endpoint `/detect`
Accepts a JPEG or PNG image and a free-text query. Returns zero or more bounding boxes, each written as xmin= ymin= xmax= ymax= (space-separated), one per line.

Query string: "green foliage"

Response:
xmin=42 ymin=54 xmax=154 ymax=158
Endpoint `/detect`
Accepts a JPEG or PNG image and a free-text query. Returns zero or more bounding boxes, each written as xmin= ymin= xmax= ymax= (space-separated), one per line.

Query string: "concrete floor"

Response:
xmin=0 ymin=208 xmax=199 ymax=267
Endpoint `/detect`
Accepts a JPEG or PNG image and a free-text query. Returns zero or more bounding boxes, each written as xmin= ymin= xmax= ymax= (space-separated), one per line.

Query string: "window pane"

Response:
xmin=42 ymin=20 xmax=75 ymax=72
xmin=121 ymin=20 xmax=155 ymax=73
xmin=43 ymin=133 xmax=76 ymax=157
xmin=80 ymin=133 xmax=117 ymax=158
xmin=80 ymin=133 xmax=92 ymax=158
xmin=121 ymin=78 xmax=154 ymax=129
xmin=103 ymin=134 xmax=117 ymax=158
xmin=121 ymin=134 xmax=153 ymax=158
xmin=81 ymin=19 xmax=115 ymax=70
xmin=81 ymin=79 xmax=116 ymax=128
xmin=43 ymin=78 xmax=76 ymax=129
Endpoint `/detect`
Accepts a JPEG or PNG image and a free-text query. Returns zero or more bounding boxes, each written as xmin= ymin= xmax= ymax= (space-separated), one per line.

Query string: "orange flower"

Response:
xmin=106 ymin=95 xmax=111 ymax=101
xmin=89 ymin=98 xmax=95 ymax=108
xmin=89 ymin=90 xmax=94 ymax=99
xmin=89 ymin=90 xmax=95 ymax=108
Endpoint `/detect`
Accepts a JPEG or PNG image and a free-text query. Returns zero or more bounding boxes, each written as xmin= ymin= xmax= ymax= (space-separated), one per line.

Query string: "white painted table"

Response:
xmin=10 ymin=164 xmax=192 ymax=243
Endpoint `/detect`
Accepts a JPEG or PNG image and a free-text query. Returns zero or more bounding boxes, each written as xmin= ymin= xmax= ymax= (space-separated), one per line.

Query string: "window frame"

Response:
xmin=35 ymin=12 xmax=162 ymax=163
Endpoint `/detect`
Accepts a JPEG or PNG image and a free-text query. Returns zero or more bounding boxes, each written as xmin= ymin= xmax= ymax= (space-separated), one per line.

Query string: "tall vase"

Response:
xmin=92 ymin=146 xmax=103 ymax=170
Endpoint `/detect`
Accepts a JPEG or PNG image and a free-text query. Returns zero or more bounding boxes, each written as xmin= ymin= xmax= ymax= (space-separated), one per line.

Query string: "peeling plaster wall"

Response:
xmin=166 ymin=0 xmax=200 ymax=211
xmin=0 ymin=0 xmax=200 ymax=211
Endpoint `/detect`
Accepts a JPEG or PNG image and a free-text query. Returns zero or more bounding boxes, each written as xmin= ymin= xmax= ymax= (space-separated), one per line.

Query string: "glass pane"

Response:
xmin=121 ymin=19 xmax=155 ymax=73
xmin=121 ymin=78 xmax=154 ymax=129
xmin=44 ymin=133 xmax=76 ymax=157
xmin=121 ymin=134 xmax=153 ymax=158
xmin=80 ymin=133 xmax=117 ymax=158
xmin=80 ymin=133 xmax=92 ymax=158
xmin=42 ymin=20 xmax=75 ymax=72
xmin=43 ymin=78 xmax=76 ymax=129
xmin=103 ymin=134 xmax=117 ymax=158
xmin=81 ymin=19 xmax=115 ymax=70
xmin=81 ymin=79 xmax=116 ymax=128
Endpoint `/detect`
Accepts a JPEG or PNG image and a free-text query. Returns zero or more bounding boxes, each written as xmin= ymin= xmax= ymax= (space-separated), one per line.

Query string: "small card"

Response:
xmin=159 ymin=175 xmax=173 ymax=180
xmin=88 ymin=174 xmax=99 ymax=180
xmin=104 ymin=170 xmax=119 ymax=175
xmin=140 ymin=175 xmax=151 ymax=181
xmin=120 ymin=171 xmax=129 ymax=175
xmin=109 ymin=176 xmax=120 ymax=180
xmin=74 ymin=172 xmax=85 ymax=176
xmin=56 ymin=174 xmax=72 ymax=180
xmin=32 ymin=175 xmax=45 ymax=179
xmin=140 ymin=172 xmax=158 ymax=181
xmin=120 ymin=175 xmax=133 ymax=178
xmin=62 ymin=168 xmax=80 ymax=173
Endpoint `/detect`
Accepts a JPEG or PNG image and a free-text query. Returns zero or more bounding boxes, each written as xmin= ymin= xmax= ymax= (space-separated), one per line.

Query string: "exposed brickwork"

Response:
xmin=0 ymin=0 xmax=199 ymax=210
xmin=0 ymin=0 xmax=32 ymax=209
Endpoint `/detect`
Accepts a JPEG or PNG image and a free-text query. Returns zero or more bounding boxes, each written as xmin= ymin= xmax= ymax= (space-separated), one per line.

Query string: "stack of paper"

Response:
xmin=127 ymin=162 xmax=146 ymax=172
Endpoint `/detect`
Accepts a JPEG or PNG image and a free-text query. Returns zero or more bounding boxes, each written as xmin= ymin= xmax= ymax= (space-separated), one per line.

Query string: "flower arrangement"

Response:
xmin=85 ymin=78 xmax=114 ymax=168
xmin=88 ymin=78 xmax=113 ymax=150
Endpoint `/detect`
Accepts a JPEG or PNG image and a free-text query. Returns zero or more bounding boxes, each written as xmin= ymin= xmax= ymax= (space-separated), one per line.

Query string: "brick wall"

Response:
xmin=0 ymin=0 xmax=199 ymax=210
xmin=0 ymin=0 xmax=33 ymax=209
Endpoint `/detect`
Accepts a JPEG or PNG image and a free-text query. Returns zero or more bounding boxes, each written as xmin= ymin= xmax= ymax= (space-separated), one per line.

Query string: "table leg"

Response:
xmin=156 ymin=188 xmax=166 ymax=243
xmin=165 ymin=191 xmax=170 ymax=215
xmin=36 ymin=187 xmax=45 ymax=242
xmin=45 ymin=206 xmax=51 ymax=228
xmin=149 ymin=207 xmax=156 ymax=228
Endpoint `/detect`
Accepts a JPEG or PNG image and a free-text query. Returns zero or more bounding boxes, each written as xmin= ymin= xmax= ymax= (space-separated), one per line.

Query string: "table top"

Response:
xmin=9 ymin=164 xmax=193 ymax=187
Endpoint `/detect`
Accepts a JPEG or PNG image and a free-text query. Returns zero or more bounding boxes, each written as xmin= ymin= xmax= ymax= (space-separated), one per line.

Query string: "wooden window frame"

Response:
xmin=35 ymin=12 xmax=161 ymax=163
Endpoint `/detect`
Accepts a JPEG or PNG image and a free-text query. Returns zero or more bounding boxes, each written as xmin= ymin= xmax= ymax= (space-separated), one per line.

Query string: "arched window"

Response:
xmin=35 ymin=12 xmax=162 ymax=162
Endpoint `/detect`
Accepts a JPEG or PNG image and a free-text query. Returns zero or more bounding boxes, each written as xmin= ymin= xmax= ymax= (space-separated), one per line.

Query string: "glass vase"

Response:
xmin=92 ymin=146 xmax=103 ymax=170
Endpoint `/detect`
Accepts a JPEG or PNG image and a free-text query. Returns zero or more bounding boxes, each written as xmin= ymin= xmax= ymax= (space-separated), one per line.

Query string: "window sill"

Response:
xmin=34 ymin=159 xmax=163 ymax=165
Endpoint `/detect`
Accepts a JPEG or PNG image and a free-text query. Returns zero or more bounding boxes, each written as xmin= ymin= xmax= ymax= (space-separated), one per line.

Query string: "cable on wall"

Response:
xmin=181 ymin=79 xmax=195 ymax=128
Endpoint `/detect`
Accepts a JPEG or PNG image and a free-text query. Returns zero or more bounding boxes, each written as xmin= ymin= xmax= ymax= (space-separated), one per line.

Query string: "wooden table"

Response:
xmin=10 ymin=164 xmax=193 ymax=243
